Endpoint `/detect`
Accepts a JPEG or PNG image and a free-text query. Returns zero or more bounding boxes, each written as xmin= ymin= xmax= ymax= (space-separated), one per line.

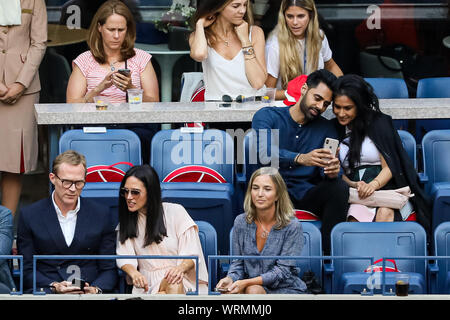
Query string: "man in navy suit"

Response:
xmin=17 ymin=150 xmax=117 ymax=294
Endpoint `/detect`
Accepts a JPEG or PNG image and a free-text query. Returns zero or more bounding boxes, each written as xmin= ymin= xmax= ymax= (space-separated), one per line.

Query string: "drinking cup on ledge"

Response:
xmin=94 ymin=96 xmax=109 ymax=111
xmin=395 ymin=274 xmax=410 ymax=296
xmin=262 ymin=87 xmax=276 ymax=104
xmin=127 ymin=88 xmax=143 ymax=110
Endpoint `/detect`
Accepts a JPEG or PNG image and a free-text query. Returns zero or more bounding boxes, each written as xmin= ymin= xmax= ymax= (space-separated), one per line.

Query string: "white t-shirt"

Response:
xmin=265 ymin=30 xmax=333 ymax=89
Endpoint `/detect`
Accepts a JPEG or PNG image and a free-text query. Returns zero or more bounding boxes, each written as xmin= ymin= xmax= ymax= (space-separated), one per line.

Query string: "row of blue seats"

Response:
xmin=6 ymin=220 xmax=450 ymax=295
xmin=364 ymin=77 xmax=450 ymax=142
xmin=58 ymin=127 xmax=450 ymax=254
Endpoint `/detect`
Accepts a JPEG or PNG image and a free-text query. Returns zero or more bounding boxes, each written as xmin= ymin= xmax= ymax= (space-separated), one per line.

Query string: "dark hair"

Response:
xmin=332 ymin=74 xmax=381 ymax=172
xmin=192 ymin=0 xmax=254 ymax=45
xmin=118 ymin=165 xmax=167 ymax=247
xmin=306 ymin=69 xmax=337 ymax=92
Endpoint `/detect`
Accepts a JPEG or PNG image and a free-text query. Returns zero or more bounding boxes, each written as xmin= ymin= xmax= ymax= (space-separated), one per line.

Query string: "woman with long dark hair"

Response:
xmin=116 ymin=165 xmax=208 ymax=294
xmin=333 ymin=74 xmax=430 ymax=229
xmin=189 ymin=0 xmax=267 ymax=101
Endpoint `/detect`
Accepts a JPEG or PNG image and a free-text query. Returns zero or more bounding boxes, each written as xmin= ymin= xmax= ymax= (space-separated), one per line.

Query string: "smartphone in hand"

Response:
xmin=323 ymin=137 xmax=339 ymax=157
xmin=72 ymin=278 xmax=86 ymax=291
xmin=118 ymin=68 xmax=131 ymax=77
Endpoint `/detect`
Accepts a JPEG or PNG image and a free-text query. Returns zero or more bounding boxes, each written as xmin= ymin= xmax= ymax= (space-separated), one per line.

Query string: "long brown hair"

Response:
xmin=270 ymin=0 xmax=322 ymax=89
xmin=87 ymin=0 xmax=136 ymax=64
xmin=191 ymin=0 xmax=254 ymax=46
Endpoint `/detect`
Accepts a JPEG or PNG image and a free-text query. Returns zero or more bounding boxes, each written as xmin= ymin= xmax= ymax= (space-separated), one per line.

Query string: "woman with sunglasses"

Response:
xmin=189 ymin=0 xmax=267 ymax=102
xmin=116 ymin=165 xmax=208 ymax=294
xmin=265 ymin=0 xmax=342 ymax=101
xmin=216 ymin=167 xmax=306 ymax=294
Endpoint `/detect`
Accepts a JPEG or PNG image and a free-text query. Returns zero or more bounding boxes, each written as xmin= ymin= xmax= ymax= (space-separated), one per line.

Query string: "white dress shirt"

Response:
xmin=0 ymin=0 xmax=21 ymax=26
xmin=51 ymin=191 xmax=80 ymax=247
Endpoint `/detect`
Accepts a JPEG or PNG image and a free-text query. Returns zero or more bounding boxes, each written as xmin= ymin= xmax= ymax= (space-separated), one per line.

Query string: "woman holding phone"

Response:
xmin=189 ymin=0 xmax=267 ymax=102
xmin=332 ymin=74 xmax=430 ymax=228
xmin=66 ymin=0 xmax=159 ymax=163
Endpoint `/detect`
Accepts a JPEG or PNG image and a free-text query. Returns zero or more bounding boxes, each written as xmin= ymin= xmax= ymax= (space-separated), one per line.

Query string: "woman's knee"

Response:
xmin=244 ymin=285 xmax=266 ymax=294
xmin=375 ymin=208 xmax=394 ymax=222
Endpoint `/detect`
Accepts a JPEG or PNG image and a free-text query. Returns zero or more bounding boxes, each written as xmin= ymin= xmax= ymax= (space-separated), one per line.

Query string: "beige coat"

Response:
xmin=0 ymin=0 xmax=47 ymax=173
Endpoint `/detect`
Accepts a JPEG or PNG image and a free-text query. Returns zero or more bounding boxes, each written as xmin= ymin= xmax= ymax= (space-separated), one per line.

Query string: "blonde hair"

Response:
xmin=243 ymin=167 xmax=294 ymax=229
xmin=271 ymin=0 xmax=323 ymax=89
xmin=52 ymin=150 xmax=87 ymax=176
xmin=87 ymin=0 xmax=136 ymax=64
xmin=192 ymin=0 xmax=254 ymax=46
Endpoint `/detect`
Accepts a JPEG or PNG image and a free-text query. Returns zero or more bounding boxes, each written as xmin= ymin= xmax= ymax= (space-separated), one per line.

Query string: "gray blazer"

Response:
xmin=0 ymin=205 xmax=15 ymax=290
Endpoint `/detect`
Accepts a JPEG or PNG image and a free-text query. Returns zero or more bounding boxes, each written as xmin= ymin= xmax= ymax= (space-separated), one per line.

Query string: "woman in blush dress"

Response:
xmin=116 ymin=165 xmax=208 ymax=294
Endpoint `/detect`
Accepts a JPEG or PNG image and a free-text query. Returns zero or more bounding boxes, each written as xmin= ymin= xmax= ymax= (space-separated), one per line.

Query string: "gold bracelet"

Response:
xmin=244 ymin=56 xmax=256 ymax=61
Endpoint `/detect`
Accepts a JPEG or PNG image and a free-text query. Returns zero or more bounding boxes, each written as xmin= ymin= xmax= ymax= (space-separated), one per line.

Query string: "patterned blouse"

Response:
xmin=227 ymin=213 xmax=307 ymax=293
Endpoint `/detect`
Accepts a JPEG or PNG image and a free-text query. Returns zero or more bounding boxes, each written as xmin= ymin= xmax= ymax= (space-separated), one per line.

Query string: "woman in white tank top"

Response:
xmin=189 ymin=0 xmax=267 ymax=101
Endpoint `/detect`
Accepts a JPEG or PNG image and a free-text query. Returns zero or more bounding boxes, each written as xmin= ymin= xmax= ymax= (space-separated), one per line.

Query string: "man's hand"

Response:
xmin=0 ymin=82 xmax=26 ymax=105
xmin=51 ymin=281 xmax=84 ymax=294
xmin=297 ymin=148 xmax=333 ymax=168
xmin=323 ymin=157 xmax=341 ymax=179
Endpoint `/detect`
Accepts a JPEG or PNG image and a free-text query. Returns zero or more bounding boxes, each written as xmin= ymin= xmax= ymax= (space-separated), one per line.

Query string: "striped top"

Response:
xmin=73 ymin=48 xmax=152 ymax=103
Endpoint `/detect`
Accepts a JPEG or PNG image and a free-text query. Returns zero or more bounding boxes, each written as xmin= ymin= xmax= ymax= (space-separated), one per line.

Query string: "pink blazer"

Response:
xmin=0 ymin=0 xmax=47 ymax=94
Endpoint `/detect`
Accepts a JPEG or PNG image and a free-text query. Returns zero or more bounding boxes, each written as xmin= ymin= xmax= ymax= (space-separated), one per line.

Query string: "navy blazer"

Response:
xmin=17 ymin=197 xmax=117 ymax=293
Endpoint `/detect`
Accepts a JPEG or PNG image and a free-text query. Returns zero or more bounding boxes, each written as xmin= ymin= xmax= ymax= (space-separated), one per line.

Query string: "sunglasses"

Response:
xmin=221 ymin=94 xmax=262 ymax=106
xmin=120 ymin=188 xmax=141 ymax=197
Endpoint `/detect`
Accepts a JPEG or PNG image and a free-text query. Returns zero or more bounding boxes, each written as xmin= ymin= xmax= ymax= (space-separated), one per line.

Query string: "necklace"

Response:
xmin=217 ymin=33 xmax=230 ymax=47
xmin=109 ymin=61 xmax=118 ymax=71
xmin=257 ymin=218 xmax=270 ymax=239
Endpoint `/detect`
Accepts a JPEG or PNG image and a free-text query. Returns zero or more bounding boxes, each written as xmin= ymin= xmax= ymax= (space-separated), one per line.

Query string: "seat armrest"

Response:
xmin=418 ymin=172 xmax=428 ymax=184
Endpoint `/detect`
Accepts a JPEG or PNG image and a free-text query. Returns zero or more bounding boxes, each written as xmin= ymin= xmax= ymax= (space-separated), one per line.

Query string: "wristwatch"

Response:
xmin=242 ymin=46 xmax=255 ymax=56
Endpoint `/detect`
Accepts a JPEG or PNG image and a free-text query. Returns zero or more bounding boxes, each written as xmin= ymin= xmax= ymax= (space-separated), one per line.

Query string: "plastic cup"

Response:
xmin=127 ymin=88 xmax=143 ymax=110
xmin=94 ymin=96 xmax=109 ymax=110
xmin=395 ymin=274 xmax=410 ymax=296
xmin=261 ymin=87 xmax=276 ymax=103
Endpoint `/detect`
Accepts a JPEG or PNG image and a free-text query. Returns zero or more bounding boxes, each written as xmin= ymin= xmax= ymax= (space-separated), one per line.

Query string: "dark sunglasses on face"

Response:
xmin=120 ymin=187 xmax=141 ymax=197
xmin=54 ymin=174 xmax=85 ymax=189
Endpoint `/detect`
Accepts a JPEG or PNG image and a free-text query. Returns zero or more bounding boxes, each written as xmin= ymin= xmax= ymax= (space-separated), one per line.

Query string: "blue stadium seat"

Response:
xmin=195 ymin=221 xmax=218 ymax=287
xmin=421 ymin=130 xmax=450 ymax=233
xmin=431 ymin=222 xmax=450 ymax=294
xmin=59 ymin=129 xmax=142 ymax=228
xmin=415 ymin=77 xmax=450 ymax=142
xmin=151 ymin=129 xmax=235 ymax=255
xmin=229 ymin=221 xmax=322 ymax=283
xmin=397 ymin=129 xmax=417 ymax=169
xmin=364 ymin=78 xmax=409 ymax=130
xmin=328 ymin=222 xmax=427 ymax=294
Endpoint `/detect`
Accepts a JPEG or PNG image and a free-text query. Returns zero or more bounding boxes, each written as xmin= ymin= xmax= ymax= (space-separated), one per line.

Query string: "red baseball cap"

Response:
xmin=283 ymin=74 xmax=308 ymax=106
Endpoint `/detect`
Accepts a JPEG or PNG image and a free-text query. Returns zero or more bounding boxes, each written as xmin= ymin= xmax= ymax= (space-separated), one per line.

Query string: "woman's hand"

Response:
xmin=0 ymin=82 xmax=8 ymax=97
xmin=164 ymin=265 xmax=186 ymax=285
xmin=97 ymin=71 xmax=115 ymax=93
xmin=198 ymin=15 xmax=216 ymax=29
xmin=356 ymin=181 xmax=376 ymax=199
xmin=216 ymin=276 xmax=233 ymax=293
xmin=234 ymin=21 xmax=250 ymax=46
xmin=227 ymin=279 xmax=247 ymax=294
xmin=0 ymin=82 xmax=25 ymax=105
xmin=112 ymin=72 xmax=133 ymax=92
xmin=129 ymin=270 xmax=149 ymax=292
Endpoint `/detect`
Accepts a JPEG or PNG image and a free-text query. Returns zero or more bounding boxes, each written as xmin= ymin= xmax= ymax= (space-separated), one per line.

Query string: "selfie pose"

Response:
xmin=332 ymin=74 xmax=431 ymax=229
xmin=216 ymin=167 xmax=306 ymax=294
xmin=265 ymin=0 xmax=342 ymax=100
xmin=116 ymin=165 xmax=208 ymax=294
xmin=189 ymin=0 xmax=267 ymax=101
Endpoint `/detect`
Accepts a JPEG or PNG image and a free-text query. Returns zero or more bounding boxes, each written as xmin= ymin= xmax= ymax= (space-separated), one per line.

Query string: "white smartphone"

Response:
xmin=323 ymin=137 xmax=339 ymax=157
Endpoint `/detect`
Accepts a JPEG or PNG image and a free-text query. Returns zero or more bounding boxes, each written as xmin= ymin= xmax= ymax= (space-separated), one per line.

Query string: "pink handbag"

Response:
xmin=349 ymin=186 xmax=413 ymax=209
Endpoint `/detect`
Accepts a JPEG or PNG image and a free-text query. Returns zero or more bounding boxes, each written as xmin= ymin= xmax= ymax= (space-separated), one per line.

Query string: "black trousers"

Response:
xmin=291 ymin=179 xmax=349 ymax=255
